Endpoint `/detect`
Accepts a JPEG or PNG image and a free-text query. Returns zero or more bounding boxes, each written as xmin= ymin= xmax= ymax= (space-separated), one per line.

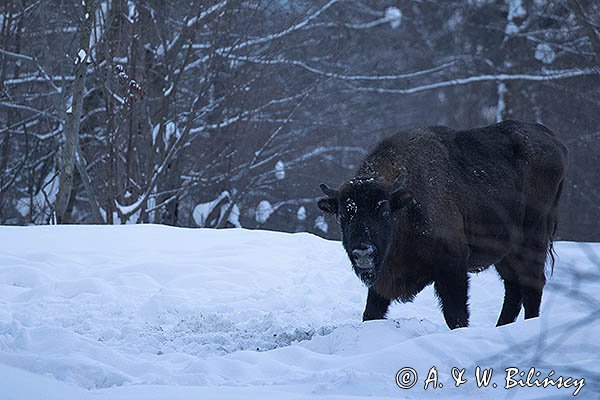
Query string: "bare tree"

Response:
xmin=55 ymin=0 xmax=96 ymax=223
xmin=0 ymin=0 xmax=599 ymax=240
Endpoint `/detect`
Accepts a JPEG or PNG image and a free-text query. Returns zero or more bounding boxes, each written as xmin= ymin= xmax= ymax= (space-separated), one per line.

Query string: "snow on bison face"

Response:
xmin=317 ymin=178 xmax=412 ymax=287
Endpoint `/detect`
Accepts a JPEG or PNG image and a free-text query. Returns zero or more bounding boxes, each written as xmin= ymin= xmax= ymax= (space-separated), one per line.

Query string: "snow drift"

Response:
xmin=0 ymin=225 xmax=598 ymax=399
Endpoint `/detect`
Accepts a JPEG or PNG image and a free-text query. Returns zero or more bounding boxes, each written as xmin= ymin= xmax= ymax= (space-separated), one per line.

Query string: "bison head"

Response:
xmin=317 ymin=176 xmax=412 ymax=286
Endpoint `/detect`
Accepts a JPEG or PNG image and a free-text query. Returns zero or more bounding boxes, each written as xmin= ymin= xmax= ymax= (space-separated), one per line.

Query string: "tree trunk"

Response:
xmin=76 ymin=146 xmax=105 ymax=223
xmin=55 ymin=1 xmax=95 ymax=223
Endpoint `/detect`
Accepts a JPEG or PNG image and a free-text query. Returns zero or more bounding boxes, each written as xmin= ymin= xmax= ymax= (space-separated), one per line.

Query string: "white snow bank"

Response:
xmin=0 ymin=225 xmax=598 ymax=399
xmin=192 ymin=192 xmax=241 ymax=228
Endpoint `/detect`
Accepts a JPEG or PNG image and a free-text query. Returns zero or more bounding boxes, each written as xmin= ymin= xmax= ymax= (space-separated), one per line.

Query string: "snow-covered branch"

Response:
xmin=353 ymin=68 xmax=600 ymax=95
xmin=221 ymin=54 xmax=459 ymax=81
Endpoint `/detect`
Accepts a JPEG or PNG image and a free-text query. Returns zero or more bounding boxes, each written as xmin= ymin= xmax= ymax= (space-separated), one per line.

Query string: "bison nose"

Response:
xmin=352 ymin=243 xmax=375 ymax=264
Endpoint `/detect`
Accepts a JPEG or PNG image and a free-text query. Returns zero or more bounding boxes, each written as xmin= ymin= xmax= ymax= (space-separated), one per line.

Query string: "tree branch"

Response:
xmin=352 ymin=68 xmax=600 ymax=95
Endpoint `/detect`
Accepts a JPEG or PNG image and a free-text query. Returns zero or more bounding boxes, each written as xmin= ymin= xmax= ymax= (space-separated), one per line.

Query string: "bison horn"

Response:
xmin=320 ymin=183 xmax=339 ymax=198
xmin=392 ymin=171 xmax=407 ymax=191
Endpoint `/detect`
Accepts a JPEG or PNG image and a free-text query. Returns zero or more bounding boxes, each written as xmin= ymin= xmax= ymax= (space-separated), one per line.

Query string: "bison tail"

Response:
xmin=547 ymin=179 xmax=564 ymax=276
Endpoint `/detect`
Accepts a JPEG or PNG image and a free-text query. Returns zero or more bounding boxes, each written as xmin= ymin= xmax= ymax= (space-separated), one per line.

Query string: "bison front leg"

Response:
xmin=362 ymin=288 xmax=391 ymax=321
xmin=433 ymin=261 xmax=470 ymax=330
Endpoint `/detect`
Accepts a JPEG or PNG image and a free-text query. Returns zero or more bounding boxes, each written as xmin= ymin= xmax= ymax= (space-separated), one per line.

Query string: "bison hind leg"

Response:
xmin=495 ymin=234 xmax=548 ymax=326
xmin=495 ymin=260 xmax=523 ymax=326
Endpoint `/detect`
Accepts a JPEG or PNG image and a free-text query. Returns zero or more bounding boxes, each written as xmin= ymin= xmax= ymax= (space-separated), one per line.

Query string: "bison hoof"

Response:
xmin=448 ymin=318 xmax=468 ymax=330
xmin=362 ymin=312 xmax=385 ymax=322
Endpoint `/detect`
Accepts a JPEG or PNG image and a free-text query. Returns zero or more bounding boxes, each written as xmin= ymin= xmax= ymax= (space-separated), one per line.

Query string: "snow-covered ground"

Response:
xmin=0 ymin=225 xmax=598 ymax=399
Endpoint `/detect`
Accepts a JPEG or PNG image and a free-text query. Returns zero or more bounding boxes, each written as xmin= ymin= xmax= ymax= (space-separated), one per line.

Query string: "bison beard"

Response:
xmin=318 ymin=120 xmax=568 ymax=330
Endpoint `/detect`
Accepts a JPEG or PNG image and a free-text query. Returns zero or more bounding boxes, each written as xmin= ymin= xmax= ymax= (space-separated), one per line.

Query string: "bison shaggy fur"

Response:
xmin=318 ymin=120 xmax=568 ymax=329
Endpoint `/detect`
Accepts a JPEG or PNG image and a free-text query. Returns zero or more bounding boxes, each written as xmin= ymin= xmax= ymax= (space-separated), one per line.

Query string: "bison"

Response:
xmin=318 ymin=120 xmax=568 ymax=329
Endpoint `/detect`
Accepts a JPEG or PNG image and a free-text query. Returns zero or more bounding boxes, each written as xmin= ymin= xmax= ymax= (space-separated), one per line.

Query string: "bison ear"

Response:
xmin=391 ymin=188 xmax=413 ymax=210
xmin=318 ymin=183 xmax=339 ymax=214
xmin=317 ymin=197 xmax=338 ymax=214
